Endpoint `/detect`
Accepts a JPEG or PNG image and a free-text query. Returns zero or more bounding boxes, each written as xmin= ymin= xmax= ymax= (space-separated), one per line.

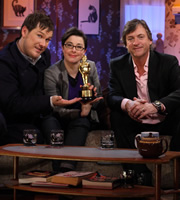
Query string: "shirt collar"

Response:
xmin=132 ymin=52 xmax=150 ymax=71
xmin=16 ymin=41 xmax=41 ymax=65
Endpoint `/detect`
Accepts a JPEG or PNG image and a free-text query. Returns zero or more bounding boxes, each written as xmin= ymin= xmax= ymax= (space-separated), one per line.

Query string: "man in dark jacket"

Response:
xmin=107 ymin=19 xmax=180 ymax=185
xmin=0 ymin=12 xmax=80 ymax=145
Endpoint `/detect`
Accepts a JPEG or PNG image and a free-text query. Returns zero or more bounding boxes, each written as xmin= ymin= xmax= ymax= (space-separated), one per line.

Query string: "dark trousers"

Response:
xmin=0 ymin=112 xmax=7 ymax=143
xmin=42 ymin=115 xmax=91 ymax=171
xmin=42 ymin=116 xmax=91 ymax=146
xmin=62 ymin=117 xmax=91 ymax=146
xmin=0 ymin=115 xmax=58 ymax=145
xmin=110 ymin=109 xmax=180 ymax=173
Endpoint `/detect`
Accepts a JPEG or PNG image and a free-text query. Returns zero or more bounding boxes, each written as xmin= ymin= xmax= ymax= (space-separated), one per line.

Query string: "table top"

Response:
xmin=0 ymin=144 xmax=180 ymax=164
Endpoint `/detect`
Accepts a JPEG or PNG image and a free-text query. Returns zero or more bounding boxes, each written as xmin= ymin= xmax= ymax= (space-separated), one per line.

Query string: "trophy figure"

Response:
xmin=79 ymin=55 xmax=94 ymax=101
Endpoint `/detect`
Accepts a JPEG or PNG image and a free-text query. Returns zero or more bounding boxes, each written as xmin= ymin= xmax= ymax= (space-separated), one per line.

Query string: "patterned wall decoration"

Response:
xmin=37 ymin=0 xmax=126 ymax=89
xmin=165 ymin=0 xmax=180 ymax=63
xmin=1 ymin=0 xmax=180 ymax=88
xmin=0 ymin=0 xmax=125 ymax=89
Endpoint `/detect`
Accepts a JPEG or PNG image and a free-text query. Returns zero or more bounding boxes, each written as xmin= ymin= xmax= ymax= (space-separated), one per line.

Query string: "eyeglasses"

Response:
xmin=64 ymin=43 xmax=85 ymax=51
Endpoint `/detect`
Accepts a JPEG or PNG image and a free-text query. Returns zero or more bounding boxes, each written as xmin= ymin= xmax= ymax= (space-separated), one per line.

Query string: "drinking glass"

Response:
xmin=23 ymin=129 xmax=37 ymax=146
xmin=101 ymin=130 xmax=114 ymax=149
xmin=50 ymin=129 xmax=64 ymax=147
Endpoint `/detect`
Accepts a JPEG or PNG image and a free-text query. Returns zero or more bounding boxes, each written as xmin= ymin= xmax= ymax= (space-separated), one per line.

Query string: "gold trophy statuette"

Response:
xmin=79 ymin=55 xmax=94 ymax=101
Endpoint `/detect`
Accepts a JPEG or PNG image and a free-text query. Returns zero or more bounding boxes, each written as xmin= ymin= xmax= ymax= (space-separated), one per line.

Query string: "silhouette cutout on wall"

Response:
xmin=81 ymin=5 xmax=98 ymax=23
xmin=12 ymin=0 xmax=26 ymax=17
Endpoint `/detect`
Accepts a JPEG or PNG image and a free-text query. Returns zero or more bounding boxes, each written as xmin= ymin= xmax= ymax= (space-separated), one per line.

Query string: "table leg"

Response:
xmin=155 ymin=164 xmax=161 ymax=200
xmin=173 ymin=158 xmax=179 ymax=200
xmin=13 ymin=156 xmax=19 ymax=200
xmin=13 ymin=188 xmax=16 ymax=200
xmin=13 ymin=156 xmax=19 ymax=180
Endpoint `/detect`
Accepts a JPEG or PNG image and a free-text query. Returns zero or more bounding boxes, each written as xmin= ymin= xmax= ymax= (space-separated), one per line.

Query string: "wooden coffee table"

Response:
xmin=0 ymin=144 xmax=180 ymax=200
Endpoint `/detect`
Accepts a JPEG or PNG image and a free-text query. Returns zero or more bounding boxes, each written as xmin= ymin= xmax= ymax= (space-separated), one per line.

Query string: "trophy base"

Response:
xmin=80 ymin=89 xmax=95 ymax=102
xmin=81 ymin=96 xmax=95 ymax=102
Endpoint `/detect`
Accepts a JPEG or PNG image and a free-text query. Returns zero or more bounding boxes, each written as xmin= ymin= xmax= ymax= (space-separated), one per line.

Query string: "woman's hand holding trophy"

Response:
xmin=79 ymin=55 xmax=93 ymax=101
xmin=79 ymin=55 xmax=103 ymax=116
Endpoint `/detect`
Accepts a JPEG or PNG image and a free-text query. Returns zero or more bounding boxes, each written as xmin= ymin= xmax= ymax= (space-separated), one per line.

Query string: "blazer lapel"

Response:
xmin=120 ymin=55 xmax=137 ymax=99
xmin=148 ymin=51 xmax=160 ymax=101
xmin=58 ymin=61 xmax=69 ymax=99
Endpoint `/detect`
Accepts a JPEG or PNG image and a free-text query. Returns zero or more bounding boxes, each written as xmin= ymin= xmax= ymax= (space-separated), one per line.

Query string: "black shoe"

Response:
xmin=52 ymin=167 xmax=73 ymax=174
xmin=52 ymin=160 xmax=61 ymax=172
xmin=58 ymin=195 xmax=73 ymax=200
xmin=136 ymin=172 xmax=152 ymax=186
xmin=59 ymin=167 xmax=73 ymax=173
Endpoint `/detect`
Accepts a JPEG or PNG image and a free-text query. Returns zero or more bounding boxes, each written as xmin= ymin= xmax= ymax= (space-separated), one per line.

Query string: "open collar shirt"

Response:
xmin=122 ymin=53 xmax=165 ymax=124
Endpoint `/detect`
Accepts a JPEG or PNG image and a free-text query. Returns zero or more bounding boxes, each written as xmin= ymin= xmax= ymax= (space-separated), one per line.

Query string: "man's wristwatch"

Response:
xmin=152 ymin=100 xmax=162 ymax=113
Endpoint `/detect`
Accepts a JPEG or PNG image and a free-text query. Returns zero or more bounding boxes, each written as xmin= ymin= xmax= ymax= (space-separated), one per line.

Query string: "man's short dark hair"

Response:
xmin=61 ymin=27 xmax=87 ymax=49
xmin=20 ymin=11 xmax=54 ymax=36
xmin=122 ymin=19 xmax=152 ymax=46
